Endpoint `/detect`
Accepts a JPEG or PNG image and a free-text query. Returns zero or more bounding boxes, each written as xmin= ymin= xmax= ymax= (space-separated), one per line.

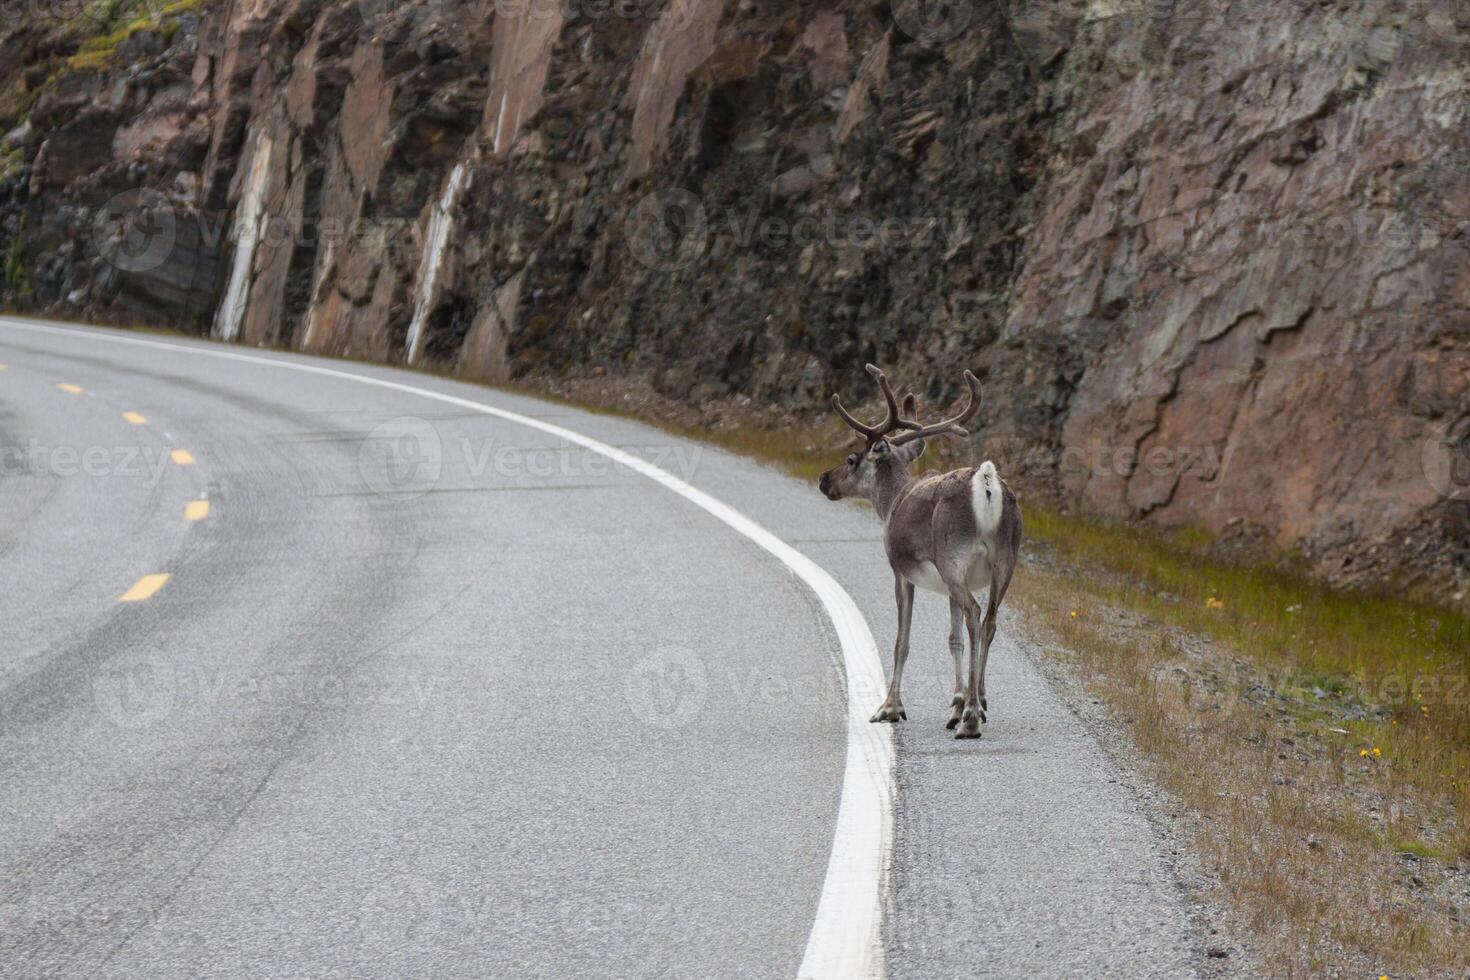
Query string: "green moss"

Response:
xmin=88 ymin=0 xmax=133 ymax=32
xmin=1386 ymin=835 xmax=1462 ymax=864
xmin=0 ymin=74 xmax=40 ymax=128
xmin=0 ymin=145 xmax=21 ymax=183
xmin=3 ymin=219 xmax=33 ymax=301
xmin=1358 ymin=819 xmax=1465 ymax=865
xmin=158 ymin=0 xmax=203 ymax=15
xmin=67 ymin=48 xmax=118 ymax=73
xmin=65 ymin=0 xmax=207 ymax=73
xmin=69 ymin=21 xmax=146 ymax=72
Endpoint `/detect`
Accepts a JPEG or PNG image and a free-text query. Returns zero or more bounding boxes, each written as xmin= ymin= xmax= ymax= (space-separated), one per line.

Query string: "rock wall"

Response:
xmin=998 ymin=0 xmax=1469 ymax=590
xmin=0 ymin=0 xmax=1465 ymax=595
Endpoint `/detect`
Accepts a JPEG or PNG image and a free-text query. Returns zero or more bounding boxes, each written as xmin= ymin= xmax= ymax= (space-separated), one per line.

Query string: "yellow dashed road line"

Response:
xmin=184 ymin=500 xmax=210 ymax=521
xmin=57 ymin=383 xmax=83 ymax=394
xmin=122 ymin=411 xmax=148 ymax=425
xmin=170 ymin=449 xmax=195 ymax=466
xmin=118 ymin=574 xmax=171 ymax=603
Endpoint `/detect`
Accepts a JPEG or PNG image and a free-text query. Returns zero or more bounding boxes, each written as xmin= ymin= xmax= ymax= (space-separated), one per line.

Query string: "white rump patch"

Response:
xmin=971 ymin=461 xmax=1003 ymax=536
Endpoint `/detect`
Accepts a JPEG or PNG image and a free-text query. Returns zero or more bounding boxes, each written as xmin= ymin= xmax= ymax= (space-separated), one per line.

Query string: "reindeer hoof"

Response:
xmin=946 ymin=696 xmax=964 ymax=730
xmin=870 ymin=704 xmax=907 ymax=723
xmin=955 ymin=709 xmax=983 ymax=739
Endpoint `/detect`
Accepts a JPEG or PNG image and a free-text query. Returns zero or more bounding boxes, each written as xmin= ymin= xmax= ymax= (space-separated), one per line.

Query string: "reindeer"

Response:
xmin=818 ymin=365 xmax=1022 ymax=739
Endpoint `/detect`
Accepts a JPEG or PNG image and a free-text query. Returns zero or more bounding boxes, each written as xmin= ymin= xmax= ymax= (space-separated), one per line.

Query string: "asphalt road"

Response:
xmin=0 ymin=317 xmax=1205 ymax=978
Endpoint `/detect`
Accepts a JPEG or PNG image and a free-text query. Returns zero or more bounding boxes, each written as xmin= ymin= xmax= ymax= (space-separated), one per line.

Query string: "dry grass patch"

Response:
xmin=1023 ymin=509 xmax=1470 ymax=857
xmin=1013 ymin=558 xmax=1469 ymax=978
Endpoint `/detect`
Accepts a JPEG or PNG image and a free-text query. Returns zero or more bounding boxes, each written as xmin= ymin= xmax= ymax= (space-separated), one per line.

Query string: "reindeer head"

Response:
xmin=818 ymin=364 xmax=981 ymax=503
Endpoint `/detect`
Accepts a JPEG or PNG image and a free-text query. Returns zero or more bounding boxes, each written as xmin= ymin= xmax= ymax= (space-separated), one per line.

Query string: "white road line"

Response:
xmin=0 ymin=316 xmax=894 ymax=979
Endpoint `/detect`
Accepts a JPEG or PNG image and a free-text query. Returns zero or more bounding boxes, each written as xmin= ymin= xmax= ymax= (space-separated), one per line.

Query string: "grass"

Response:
xmin=1000 ymin=499 xmax=1466 ymax=975
xmin=1382 ymin=832 xmax=1462 ymax=864
xmin=1025 ymin=506 xmax=1467 ymax=676
xmin=1021 ymin=507 xmax=1470 ymax=846
xmin=1010 ymin=563 xmax=1469 ymax=976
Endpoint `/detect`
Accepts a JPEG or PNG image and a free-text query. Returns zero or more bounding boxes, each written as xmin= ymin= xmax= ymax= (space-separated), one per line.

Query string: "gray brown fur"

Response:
xmin=818 ymin=365 xmax=1023 ymax=739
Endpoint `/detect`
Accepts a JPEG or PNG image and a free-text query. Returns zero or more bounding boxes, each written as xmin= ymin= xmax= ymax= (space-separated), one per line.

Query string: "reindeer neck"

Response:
xmin=873 ymin=465 xmax=916 ymax=522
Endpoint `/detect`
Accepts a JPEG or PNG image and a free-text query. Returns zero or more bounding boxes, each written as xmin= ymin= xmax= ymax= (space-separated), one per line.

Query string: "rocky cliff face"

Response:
xmin=1 ymin=0 xmax=1466 ymax=596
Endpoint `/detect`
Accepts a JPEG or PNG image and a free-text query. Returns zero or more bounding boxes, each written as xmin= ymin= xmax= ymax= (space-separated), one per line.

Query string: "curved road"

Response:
xmin=0 ymin=317 xmax=1205 ymax=978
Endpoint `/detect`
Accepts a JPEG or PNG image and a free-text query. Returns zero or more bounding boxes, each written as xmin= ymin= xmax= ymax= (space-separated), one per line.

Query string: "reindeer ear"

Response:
xmin=898 ymin=438 xmax=927 ymax=463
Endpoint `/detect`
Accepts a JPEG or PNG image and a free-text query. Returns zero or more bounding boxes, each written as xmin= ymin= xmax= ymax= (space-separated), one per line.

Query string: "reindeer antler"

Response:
xmin=889 ymin=370 xmax=982 ymax=447
xmin=900 ymin=392 xmax=918 ymax=425
xmin=831 ymin=363 xmax=916 ymax=441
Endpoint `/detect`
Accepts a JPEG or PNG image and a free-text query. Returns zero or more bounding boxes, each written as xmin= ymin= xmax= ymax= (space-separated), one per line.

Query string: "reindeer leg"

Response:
xmin=945 ymin=598 xmax=966 ymax=730
xmin=871 ymin=575 xmax=914 ymax=723
xmin=979 ymin=548 xmax=1016 ymax=720
xmin=943 ymin=572 xmax=985 ymax=739
xmin=977 ymin=588 xmax=999 ymax=722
